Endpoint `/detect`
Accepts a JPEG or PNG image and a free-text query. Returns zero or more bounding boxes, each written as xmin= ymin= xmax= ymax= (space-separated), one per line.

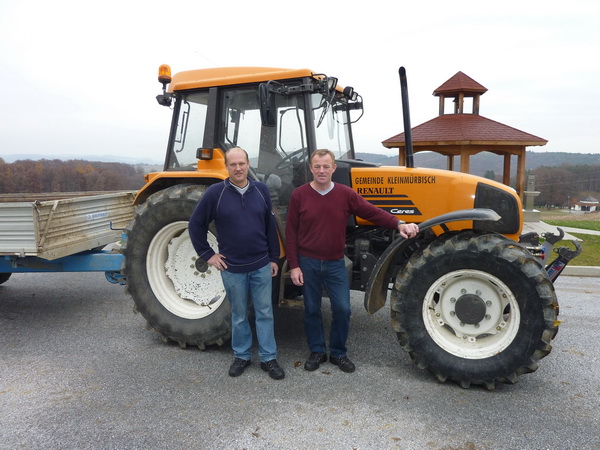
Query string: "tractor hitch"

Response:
xmin=545 ymin=240 xmax=583 ymax=282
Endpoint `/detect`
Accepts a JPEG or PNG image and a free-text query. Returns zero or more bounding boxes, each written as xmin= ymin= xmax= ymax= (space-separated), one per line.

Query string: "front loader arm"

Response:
xmin=364 ymin=208 xmax=501 ymax=314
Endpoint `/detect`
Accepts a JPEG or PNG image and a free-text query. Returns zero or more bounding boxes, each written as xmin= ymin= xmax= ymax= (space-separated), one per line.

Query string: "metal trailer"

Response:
xmin=0 ymin=191 xmax=135 ymax=284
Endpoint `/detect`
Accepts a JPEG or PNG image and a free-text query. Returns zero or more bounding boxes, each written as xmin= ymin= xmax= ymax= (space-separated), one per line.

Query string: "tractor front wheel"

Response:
xmin=391 ymin=231 xmax=559 ymax=389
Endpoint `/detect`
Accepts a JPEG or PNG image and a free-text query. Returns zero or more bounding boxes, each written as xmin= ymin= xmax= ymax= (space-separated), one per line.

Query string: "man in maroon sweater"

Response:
xmin=285 ymin=149 xmax=419 ymax=373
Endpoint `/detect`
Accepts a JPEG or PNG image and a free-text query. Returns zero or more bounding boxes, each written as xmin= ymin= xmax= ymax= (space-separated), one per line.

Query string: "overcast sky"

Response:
xmin=1 ymin=0 xmax=598 ymax=164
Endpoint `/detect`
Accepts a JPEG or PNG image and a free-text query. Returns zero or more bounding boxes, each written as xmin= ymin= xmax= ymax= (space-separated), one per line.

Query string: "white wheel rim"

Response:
xmin=147 ymin=221 xmax=226 ymax=320
xmin=422 ymin=269 xmax=520 ymax=359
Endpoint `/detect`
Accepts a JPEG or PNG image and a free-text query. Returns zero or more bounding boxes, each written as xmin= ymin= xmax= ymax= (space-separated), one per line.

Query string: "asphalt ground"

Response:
xmin=1 ymin=272 xmax=599 ymax=449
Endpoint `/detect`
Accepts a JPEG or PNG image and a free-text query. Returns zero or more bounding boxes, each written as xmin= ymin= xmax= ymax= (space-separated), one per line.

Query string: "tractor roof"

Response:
xmin=169 ymin=67 xmax=315 ymax=92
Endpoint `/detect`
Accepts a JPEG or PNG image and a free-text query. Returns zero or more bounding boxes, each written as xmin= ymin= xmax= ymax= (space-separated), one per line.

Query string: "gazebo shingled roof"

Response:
xmin=433 ymin=71 xmax=488 ymax=96
xmin=383 ymin=115 xmax=547 ymax=148
xmin=382 ymin=72 xmax=547 ymax=200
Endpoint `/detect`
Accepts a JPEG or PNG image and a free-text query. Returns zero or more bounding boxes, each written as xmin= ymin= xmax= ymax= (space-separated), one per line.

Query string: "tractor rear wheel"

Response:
xmin=122 ymin=184 xmax=230 ymax=349
xmin=391 ymin=231 xmax=559 ymax=389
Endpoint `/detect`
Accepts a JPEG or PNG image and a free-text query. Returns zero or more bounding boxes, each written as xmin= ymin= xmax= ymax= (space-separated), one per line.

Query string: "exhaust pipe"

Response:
xmin=399 ymin=67 xmax=414 ymax=168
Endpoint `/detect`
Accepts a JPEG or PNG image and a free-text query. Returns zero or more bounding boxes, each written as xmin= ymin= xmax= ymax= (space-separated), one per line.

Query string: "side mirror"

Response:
xmin=259 ymin=83 xmax=277 ymax=127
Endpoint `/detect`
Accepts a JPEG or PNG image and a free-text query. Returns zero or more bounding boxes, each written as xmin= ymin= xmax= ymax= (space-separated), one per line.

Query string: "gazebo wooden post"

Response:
xmin=457 ymin=93 xmax=464 ymax=114
xmin=516 ymin=148 xmax=526 ymax=201
xmin=473 ymin=93 xmax=481 ymax=114
xmin=502 ymin=154 xmax=511 ymax=186
xmin=460 ymin=147 xmax=470 ymax=173
xmin=398 ymin=148 xmax=406 ymax=166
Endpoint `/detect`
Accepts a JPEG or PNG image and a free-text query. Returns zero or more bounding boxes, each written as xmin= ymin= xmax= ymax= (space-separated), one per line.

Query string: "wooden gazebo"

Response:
xmin=382 ymin=71 xmax=548 ymax=200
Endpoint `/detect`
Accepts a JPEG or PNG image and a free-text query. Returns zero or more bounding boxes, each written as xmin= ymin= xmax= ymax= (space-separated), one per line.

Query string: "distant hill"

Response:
xmin=0 ymin=153 xmax=163 ymax=166
xmin=3 ymin=151 xmax=599 ymax=179
xmin=355 ymin=151 xmax=600 ymax=177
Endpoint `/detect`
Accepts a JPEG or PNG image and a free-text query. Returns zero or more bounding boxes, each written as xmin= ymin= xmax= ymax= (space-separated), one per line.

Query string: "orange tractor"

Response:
xmin=121 ymin=64 xmax=572 ymax=389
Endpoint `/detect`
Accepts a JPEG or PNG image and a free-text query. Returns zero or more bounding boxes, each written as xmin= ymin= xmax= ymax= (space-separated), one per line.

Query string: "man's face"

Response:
xmin=310 ymin=154 xmax=336 ymax=186
xmin=226 ymin=149 xmax=249 ymax=186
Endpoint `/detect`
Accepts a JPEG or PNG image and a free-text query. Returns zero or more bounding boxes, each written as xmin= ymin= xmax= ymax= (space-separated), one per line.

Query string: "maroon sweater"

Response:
xmin=285 ymin=183 xmax=400 ymax=269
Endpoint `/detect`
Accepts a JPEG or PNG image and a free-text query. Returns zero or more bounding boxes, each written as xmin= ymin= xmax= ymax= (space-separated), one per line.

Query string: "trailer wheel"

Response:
xmin=0 ymin=273 xmax=11 ymax=285
xmin=122 ymin=184 xmax=230 ymax=349
xmin=391 ymin=231 xmax=559 ymax=389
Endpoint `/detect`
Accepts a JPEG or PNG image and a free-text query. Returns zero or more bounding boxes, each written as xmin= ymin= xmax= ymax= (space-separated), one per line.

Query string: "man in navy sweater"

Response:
xmin=286 ymin=149 xmax=419 ymax=373
xmin=189 ymin=147 xmax=284 ymax=380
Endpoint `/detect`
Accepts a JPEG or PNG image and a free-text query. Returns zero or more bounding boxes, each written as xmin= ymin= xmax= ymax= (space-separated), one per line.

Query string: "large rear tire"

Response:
xmin=391 ymin=231 xmax=559 ymax=389
xmin=122 ymin=184 xmax=231 ymax=349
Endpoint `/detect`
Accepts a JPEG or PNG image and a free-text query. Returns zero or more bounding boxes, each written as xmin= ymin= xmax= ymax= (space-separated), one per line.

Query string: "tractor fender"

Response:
xmin=364 ymin=208 xmax=501 ymax=314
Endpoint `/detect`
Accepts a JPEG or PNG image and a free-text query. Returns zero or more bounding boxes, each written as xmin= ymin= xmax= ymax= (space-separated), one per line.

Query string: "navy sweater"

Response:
xmin=189 ymin=178 xmax=280 ymax=273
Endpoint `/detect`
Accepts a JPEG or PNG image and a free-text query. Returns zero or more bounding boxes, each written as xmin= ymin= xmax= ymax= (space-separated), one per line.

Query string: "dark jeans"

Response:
xmin=298 ymin=255 xmax=351 ymax=358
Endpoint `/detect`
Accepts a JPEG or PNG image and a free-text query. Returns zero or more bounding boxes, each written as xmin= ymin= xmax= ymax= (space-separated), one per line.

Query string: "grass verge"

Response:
xmin=540 ymin=210 xmax=599 ymax=266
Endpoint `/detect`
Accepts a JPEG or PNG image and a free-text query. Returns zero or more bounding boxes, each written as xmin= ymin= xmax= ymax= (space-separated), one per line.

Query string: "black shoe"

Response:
xmin=260 ymin=359 xmax=285 ymax=380
xmin=228 ymin=358 xmax=251 ymax=377
xmin=304 ymin=352 xmax=327 ymax=371
xmin=330 ymin=355 xmax=356 ymax=373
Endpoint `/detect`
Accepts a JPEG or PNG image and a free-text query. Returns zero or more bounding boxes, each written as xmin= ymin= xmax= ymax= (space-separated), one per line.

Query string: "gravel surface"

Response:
xmin=1 ymin=272 xmax=599 ymax=449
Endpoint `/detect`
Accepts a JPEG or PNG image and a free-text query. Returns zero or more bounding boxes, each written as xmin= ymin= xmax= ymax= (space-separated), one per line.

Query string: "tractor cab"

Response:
xmin=153 ymin=65 xmax=363 ymax=219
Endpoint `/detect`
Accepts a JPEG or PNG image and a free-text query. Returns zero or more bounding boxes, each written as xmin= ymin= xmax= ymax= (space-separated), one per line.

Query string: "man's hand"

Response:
xmin=398 ymin=222 xmax=419 ymax=239
xmin=290 ymin=267 xmax=304 ymax=286
xmin=207 ymin=253 xmax=227 ymax=271
xmin=270 ymin=262 xmax=279 ymax=277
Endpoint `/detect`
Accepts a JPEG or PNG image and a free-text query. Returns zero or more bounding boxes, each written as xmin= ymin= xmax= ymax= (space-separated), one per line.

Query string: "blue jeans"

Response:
xmin=220 ymin=264 xmax=277 ymax=362
xmin=298 ymin=256 xmax=351 ymax=358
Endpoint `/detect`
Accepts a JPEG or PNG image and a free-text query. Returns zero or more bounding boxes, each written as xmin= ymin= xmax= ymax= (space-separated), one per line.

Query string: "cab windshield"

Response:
xmin=164 ymin=82 xmax=358 ymax=220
